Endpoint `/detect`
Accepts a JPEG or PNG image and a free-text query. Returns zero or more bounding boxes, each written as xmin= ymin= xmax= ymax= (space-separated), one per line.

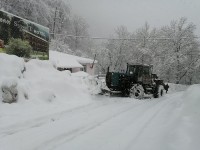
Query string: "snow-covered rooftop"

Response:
xmin=49 ymin=50 xmax=97 ymax=68
xmin=74 ymin=55 xmax=97 ymax=64
xmin=49 ymin=51 xmax=83 ymax=68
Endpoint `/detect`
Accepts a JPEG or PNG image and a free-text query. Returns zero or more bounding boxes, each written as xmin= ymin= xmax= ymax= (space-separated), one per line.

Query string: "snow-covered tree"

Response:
xmin=104 ymin=26 xmax=131 ymax=72
xmin=130 ymin=22 xmax=158 ymax=65
xmin=158 ymin=17 xmax=199 ymax=84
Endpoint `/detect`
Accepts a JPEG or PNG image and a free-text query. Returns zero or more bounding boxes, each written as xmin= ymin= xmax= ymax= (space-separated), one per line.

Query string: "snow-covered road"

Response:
xmin=1 ymin=89 xmax=199 ymax=150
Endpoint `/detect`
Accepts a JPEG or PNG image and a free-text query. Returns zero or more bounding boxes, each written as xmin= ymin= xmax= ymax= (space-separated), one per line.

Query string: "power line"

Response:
xmin=50 ymin=33 xmax=200 ymax=41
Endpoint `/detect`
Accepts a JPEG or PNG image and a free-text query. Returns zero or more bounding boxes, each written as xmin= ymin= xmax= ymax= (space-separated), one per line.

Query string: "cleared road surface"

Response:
xmin=0 ymin=91 xmax=199 ymax=150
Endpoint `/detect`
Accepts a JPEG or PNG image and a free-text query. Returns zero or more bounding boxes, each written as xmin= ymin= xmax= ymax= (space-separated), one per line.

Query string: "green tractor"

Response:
xmin=106 ymin=64 xmax=166 ymax=99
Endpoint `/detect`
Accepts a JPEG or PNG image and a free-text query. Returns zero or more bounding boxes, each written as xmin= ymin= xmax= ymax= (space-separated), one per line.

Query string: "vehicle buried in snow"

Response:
xmin=106 ymin=63 xmax=166 ymax=99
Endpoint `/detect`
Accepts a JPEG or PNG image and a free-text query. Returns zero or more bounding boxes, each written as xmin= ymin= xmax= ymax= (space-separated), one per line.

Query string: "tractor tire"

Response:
xmin=122 ymin=89 xmax=130 ymax=97
xmin=130 ymin=84 xmax=144 ymax=99
xmin=154 ymin=85 xmax=165 ymax=98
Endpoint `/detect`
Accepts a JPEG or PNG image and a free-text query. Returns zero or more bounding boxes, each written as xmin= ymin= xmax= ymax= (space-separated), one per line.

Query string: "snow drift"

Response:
xmin=0 ymin=53 xmax=91 ymax=104
xmin=0 ymin=53 xmax=92 ymax=127
xmin=0 ymin=53 xmax=25 ymax=79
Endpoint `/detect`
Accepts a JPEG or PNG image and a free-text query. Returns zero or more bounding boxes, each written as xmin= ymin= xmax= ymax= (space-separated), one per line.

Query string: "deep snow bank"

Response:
xmin=0 ymin=53 xmax=25 ymax=104
xmin=0 ymin=53 xmax=92 ymax=127
xmin=24 ymin=59 xmax=91 ymax=104
xmin=0 ymin=53 xmax=25 ymax=79
xmin=0 ymin=53 xmax=91 ymax=104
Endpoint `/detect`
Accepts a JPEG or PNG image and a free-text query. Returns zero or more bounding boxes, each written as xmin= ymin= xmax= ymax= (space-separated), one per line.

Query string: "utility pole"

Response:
xmin=91 ymin=54 xmax=97 ymax=69
xmin=52 ymin=7 xmax=57 ymax=39
xmin=52 ymin=7 xmax=63 ymax=39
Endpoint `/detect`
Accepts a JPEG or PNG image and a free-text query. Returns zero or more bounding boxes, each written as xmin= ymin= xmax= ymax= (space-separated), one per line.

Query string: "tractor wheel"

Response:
xmin=122 ymin=89 xmax=130 ymax=97
xmin=157 ymin=85 xmax=165 ymax=98
xmin=130 ymin=84 xmax=144 ymax=99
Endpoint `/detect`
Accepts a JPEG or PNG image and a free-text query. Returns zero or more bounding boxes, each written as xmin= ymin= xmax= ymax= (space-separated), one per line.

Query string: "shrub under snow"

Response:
xmin=1 ymin=78 xmax=18 ymax=103
xmin=0 ymin=53 xmax=25 ymax=103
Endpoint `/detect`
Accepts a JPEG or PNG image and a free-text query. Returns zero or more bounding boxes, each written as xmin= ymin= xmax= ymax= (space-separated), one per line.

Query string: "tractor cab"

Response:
xmin=126 ymin=64 xmax=152 ymax=85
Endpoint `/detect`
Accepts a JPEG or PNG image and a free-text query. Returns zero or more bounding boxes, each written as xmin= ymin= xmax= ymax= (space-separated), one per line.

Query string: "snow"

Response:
xmin=72 ymin=71 xmax=89 ymax=77
xmin=168 ymin=83 xmax=188 ymax=93
xmin=75 ymin=55 xmax=97 ymax=64
xmin=49 ymin=50 xmax=83 ymax=68
xmin=0 ymin=53 xmax=92 ymax=127
xmin=49 ymin=50 xmax=97 ymax=69
xmin=0 ymin=53 xmax=24 ymax=79
xmin=24 ymin=59 xmax=91 ymax=103
xmin=0 ymin=53 xmax=200 ymax=150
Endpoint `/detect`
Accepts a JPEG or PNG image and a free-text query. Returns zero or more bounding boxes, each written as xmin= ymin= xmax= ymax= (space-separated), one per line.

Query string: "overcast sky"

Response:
xmin=67 ymin=0 xmax=200 ymax=37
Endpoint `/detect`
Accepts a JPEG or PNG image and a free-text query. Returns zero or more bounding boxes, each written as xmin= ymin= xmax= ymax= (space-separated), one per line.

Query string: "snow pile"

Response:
xmin=84 ymin=76 xmax=101 ymax=95
xmin=0 ymin=53 xmax=91 ymax=105
xmin=0 ymin=53 xmax=25 ymax=79
xmin=0 ymin=53 xmax=25 ymax=104
xmin=1 ymin=78 xmax=18 ymax=103
xmin=0 ymin=53 xmax=92 ymax=127
xmin=24 ymin=59 xmax=91 ymax=104
xmin=70 ymin=72 xmax=102 ymax=95
xmin=82 ymin=76 xmax=110 ymax=95
xmin=71 ymin=71 xmax=106 ymax=95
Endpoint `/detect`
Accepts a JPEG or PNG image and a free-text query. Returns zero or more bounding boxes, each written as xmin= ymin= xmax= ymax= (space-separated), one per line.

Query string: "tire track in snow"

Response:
xmin=124 ymin=93 xmax=183 ymax=150
xmin=93 ymin=97 xmax=168 ymax=150
xmin=0 ymin=98 xmax=146 ymax=150
xmin=52 ymin=94 xmax=181 ymax=150
xmin=35 ymin=99 xmax=160 ymax=150
xmin=0 ymin=100 xmax=116 ymax=138
xmin=36 ymin=93 xmax=185 ymax=150
xmin=0 ymin=96 xmax=171 ymax=150
xmin=55 ymin=96 xmax=170 ymax=150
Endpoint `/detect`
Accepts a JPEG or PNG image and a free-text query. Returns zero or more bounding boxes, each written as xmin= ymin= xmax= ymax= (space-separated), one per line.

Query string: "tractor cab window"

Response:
xmin=138 ymin=66 xmax=143 ymax=77
xmin=127 ymin=65 xmax=151 ymax=77
xmin=128 ymin=66 xmax=136 ymax=75
xmin=143 ymin=66 xmax=150 ymax=75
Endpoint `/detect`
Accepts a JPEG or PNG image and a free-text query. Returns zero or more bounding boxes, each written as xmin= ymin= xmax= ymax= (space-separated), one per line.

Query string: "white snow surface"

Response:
xmin=49 ymin=50 xmax=83 ymax=68
xmin=0 ymin=53 xmax=200 ymax=150
xmin=72 ymin=71 xmax=89 ymax=77
xmin=0 ymin=53 xmax=92 ymax=127
xmin=49 ymin=50 xmax=97 ymax=69
xmin=0 ymin=53 xmax=25 ymax=79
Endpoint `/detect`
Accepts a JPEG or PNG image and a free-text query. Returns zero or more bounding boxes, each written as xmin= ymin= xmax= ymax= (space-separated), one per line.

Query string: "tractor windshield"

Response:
xmin=127 ymin=65 xmax=151 ymax=76
xmin=127 ymin=66 xmax=136 ymax=75
xmin=143 ymin=66 xmax=150 ymax=75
